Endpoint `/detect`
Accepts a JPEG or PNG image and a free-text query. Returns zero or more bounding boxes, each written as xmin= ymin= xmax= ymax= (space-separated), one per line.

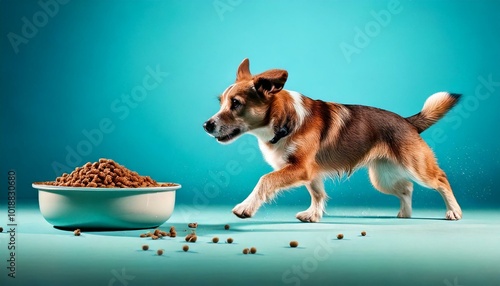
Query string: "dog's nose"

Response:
xmin=203 ymin=119 xmax=216 ymax=133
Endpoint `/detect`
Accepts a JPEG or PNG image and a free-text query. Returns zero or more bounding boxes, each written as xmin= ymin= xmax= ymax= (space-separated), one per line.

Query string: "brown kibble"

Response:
xmin=212 ymin=237 xmax=219 ymax=243
xmin=337 ymin=234 xmax=344 ymax=240
xmin=226 ymin=238 xmax=233 ymax=244
xmin=139 ymin=233 xmax=147 ymax=238
xmin=188 ymin=222 xmax=198 ymax=228
xmin=157 ymin=249 xmax=164 ymax=256
xmin=290 ymin=241 xmax=299 ymax=248
xmin=0 ymin=227 xmax=3 ymax=232
xmin=361 ymin=231 xmax=367 ymax=236
xmin=37 ymin=159 xmax=176 ymax=188
xmin=160 ymin=231 xmax=169 ymax=237
xmin=185 ymin=233 xmax=197 ymax=243
xmin=242 ymin=248 xmax=249 ymax=254
xmin=142 ymin=245 xmax=149 ymax=251
xmin=153 ymin=229 xmax=161 ymax=236
xmin=224 ymin=224 xmax=230 ymax=230
xmin=74 ymin=229 xmax=81 ymax=236
xmin=151 ymin=235 xmax=159 ymax=240
xmin=170 ymin=226 xmax=177 ymax=238
xmin=250 ymin=247 xmax=257 ymax=254
xmin=182 ymin=245 xmax=189 ymax=252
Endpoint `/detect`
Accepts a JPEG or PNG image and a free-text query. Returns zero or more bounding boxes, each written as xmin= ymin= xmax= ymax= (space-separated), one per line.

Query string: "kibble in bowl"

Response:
xmin=32 ymin=158 xmax=181 ymax=229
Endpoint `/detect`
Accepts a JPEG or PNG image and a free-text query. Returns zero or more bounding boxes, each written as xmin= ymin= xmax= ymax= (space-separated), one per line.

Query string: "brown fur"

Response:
xmin=204 ymin=58 xmax=462 ymax=222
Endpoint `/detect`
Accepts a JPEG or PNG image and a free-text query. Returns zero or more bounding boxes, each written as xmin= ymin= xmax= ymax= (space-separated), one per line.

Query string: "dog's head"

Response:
xmin=203 ymin=58 xmax=289 ymax=144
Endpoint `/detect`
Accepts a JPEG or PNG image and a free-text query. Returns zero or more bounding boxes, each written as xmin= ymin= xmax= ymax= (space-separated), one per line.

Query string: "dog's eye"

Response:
xmin=231 ymin=98 xmax=242 ymax=110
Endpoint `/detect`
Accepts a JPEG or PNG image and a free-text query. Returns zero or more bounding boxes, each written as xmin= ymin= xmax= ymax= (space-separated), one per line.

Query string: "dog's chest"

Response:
xmin=258 ymin=140 xmax=290 ymax=170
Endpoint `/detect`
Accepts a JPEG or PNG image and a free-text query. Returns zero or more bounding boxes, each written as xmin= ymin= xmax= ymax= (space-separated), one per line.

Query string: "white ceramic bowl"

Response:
xmin=32 ymin=183 xmax=181 ymax=229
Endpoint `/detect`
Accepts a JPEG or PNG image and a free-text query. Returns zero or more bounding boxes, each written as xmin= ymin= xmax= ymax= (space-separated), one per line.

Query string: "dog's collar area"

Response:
xmin=269 ymin=127 xmax=289 ymax=144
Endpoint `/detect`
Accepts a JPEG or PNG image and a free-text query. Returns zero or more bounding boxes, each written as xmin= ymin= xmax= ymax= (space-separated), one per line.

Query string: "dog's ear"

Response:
xmin=253 ymin=69 xmax=288 ymax=96
xmin=236 ymin=58 xmax=252 ymax=82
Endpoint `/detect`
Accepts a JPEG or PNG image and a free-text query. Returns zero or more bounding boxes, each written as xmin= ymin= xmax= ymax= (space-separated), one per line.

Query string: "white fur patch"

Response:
xmin=422 ymin=91 xmax=450 ymax=112
xmin=288 ymin=90 xmax=308 ymax=127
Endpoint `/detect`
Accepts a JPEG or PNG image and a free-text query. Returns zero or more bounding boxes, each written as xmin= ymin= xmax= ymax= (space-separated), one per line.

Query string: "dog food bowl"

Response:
xmin=32 ymin=183 xmax=181 ymax=229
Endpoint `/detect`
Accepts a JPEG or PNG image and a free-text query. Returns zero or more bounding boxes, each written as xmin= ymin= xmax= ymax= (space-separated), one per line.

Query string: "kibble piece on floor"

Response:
xmin=161 ymin=231 xmax=169 ymax=237
xmin=154 ymin=229 xmax=161 ymax=236
xmin=74 ymin=229 xmax=81 ymax=236
xmin=242 ymin=248 xmax=249 ymax=254
xmin=212 ymin=237 xmax=219 ymax=243
xmin=250 ymin=247 xmax=257 ymax=254
xmin=188 ymin=222 xmax=198 ymax=228
xmin=227 ymin=238 xmax=234 ymax=244
xmin=142 ymin=245 xmax=149 ymax=251
xmin=361 ymin=231 xmax=367 ymax=236
xmin=139 ymin=233 xmax=147 ymax=238
xmin=157 ymin=249 xmax=164 ymax=256
xmin=0 ymin=227 xmax=3 ymax=232
xmin=170 ymin=226 xmax=177 ymax=238
xmin=182 ymin=245 xmax=189 ymax=252
xmin=151 ymin=235 xmax=159 ymax=240
xmin=224 ymin=224 xmax=230 ymax=230
xmin=290 ymin=241 xmax=299 ymax=248
xmin=337 ymin=234 xmax=344 ymax=240
xmin=185 ymin=233 xmax=197 ymax=243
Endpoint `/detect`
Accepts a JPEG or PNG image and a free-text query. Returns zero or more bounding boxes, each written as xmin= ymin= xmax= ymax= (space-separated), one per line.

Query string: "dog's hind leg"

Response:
xmin=403 ymin=144 xmax=462 ymax=220
xmin=296 ymin=177 xmax=327 ymax=223
xmin=368 ymin=159 xmax=414 ymax=218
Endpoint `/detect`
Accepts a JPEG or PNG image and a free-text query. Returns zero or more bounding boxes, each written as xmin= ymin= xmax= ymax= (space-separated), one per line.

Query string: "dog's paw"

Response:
xmin=445 ymin=209 xmax=462 ymax=220
xmin=397 ymin=210 xmax=411 ymax=218
xmin=296 ymin=209 xmax=322 ymax=223
xmin=232 ymin=202 xmax=256 ymax=219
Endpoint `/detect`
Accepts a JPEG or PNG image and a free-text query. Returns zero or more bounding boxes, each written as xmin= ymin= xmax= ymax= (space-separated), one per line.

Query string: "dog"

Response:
xmin=203 ymin=58 xmax=462 ymax=222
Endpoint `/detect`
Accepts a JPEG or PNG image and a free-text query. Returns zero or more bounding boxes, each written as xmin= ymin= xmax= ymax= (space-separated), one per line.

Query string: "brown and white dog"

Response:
xmin=203 ymin=58 xmax=462 ymax=222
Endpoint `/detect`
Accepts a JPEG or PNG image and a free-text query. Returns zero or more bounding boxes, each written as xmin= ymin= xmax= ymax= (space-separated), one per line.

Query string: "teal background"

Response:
xmin=2 ymin=0 xmax=500 ymax=210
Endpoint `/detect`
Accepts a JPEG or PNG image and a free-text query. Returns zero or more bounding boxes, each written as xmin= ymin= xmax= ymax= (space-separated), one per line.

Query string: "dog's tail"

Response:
xmin=406 ymin=92 xmax=461 ymax=133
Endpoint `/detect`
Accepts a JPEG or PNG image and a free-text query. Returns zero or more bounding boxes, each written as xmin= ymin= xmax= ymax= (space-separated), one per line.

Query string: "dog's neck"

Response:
xmin=249 ymin=90 xmax=307 ymax=145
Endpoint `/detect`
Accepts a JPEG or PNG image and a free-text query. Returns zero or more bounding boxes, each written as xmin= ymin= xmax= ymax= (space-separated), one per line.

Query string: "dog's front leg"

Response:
xmin=232 ymin=164 xmax=314 ymax=219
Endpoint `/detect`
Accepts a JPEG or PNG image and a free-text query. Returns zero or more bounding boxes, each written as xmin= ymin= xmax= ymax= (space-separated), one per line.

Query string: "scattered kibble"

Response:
xmin=161 ymin=231 xmax=169 ymax=237
xmin=153 ymin=229 xmax=160 ymax=236
xmin=142 ymin=245 xmax=149 ymax=251
xmin=185 ymin=232 xmax=197 ymax=243
xmin=157 ymin=249 xmax=164 ymax=256
xmin=361 ymin=231 xmax=367 ymax=236
xmin=226 ymin=238 xmax=234 ymax=244
xmin=290 ymin=241 xmax=299 ymax=248
xmin=242 ymin=248 xmax=249 ymax=254
xmin=224 ymin=224 xmax=230 ymax=230
xmin=151 ymin=235 xmax=159 ymax=240
xmin=139 ymin=233 xmax=147 ymax=238
xmin=250 ymin=247 xmax=257 ymax=254
xmin=337 ymin=234 xmax=344 ymax=240
xmin=74 ymin=229 xmax=81 ymax=236
xmin=182 ymin=245 xmax=189 ymax=252
xmin=188 ymin=222 xmax=198 ymax=228
xmin=0 ymin=227 xmax=3 ymax=232
xmin=170 ymin=226 xmax=177 ymax=238
xmin=212 ymin=237 xmax=219 ymax=243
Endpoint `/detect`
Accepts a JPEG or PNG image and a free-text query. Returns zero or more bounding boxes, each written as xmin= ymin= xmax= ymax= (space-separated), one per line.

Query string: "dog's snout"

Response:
xmin=203 ymin=119 xmax=216 ymax=133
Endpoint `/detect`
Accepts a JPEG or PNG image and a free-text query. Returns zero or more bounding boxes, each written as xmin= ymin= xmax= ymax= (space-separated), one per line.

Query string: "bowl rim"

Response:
xmin=32 ymin=182 xmax=181 ymax=192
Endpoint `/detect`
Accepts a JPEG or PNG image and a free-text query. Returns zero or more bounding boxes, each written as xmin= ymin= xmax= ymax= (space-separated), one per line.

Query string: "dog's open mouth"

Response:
xmin=216 ymin=128 xmax=241 ymax=143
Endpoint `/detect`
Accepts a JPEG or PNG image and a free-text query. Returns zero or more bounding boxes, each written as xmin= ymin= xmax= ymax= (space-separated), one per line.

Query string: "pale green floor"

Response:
xmin=1 ymin=204 xmax=499 ymax=286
